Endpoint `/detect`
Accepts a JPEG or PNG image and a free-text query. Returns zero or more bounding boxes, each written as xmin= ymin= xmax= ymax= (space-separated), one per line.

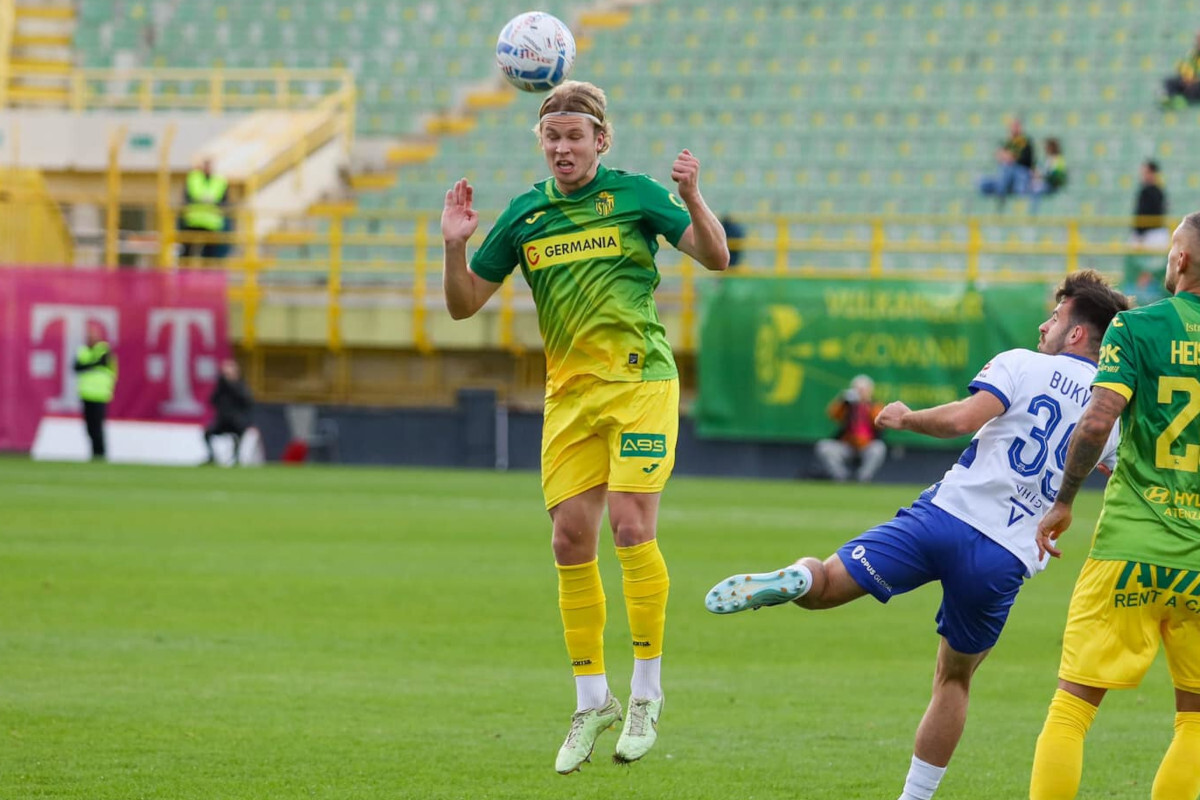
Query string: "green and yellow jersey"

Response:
xmin=470 ymin=165 xmax=692 ymax=393
xmin=1091 ymin=292 xmax=1200 ymax=569
xmin=1178 ymin=48 xmax=1200 ymax=82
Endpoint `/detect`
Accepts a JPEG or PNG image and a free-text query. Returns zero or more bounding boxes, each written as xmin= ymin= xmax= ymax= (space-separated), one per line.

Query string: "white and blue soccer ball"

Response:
xmin=496 ymin=11 xmax=576 ymax=93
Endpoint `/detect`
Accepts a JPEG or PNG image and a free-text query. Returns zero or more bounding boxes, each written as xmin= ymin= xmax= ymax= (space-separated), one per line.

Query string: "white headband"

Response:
xmin=540 ymin=110 xmax=604 ymax=126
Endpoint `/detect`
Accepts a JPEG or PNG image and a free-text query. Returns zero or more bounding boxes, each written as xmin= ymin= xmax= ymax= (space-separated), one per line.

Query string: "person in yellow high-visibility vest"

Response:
xmin=179 ymin=158 xmax=230 ymax=258
xmin=74 ymin=323 xmax=117 ymax=460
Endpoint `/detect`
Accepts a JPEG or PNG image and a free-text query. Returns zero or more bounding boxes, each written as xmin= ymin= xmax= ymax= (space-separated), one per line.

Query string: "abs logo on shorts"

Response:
xmin=621 ymin=433 xmax=666 ymax=458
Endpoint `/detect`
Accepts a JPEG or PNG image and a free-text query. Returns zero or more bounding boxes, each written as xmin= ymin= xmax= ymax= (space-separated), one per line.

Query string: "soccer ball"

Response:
xmin=495 ymin=11 xmax=576 ymax=93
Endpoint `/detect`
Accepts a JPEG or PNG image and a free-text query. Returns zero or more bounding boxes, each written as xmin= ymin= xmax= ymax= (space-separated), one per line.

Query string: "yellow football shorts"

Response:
xmin=541 ymin=376 xmax=679 ymax=509
xmin=1059 ymin=557 xmax=1200 ymax=692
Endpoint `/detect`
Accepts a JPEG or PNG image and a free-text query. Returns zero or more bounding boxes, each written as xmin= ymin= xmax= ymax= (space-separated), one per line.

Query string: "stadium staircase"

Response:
xmin=5 ymin=0 xmax=74 ymax=107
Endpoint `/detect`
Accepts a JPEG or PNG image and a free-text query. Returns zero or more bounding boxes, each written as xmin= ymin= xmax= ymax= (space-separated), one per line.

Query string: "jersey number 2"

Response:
xmin=1156 ymin=376 xmax=1200 ymax=472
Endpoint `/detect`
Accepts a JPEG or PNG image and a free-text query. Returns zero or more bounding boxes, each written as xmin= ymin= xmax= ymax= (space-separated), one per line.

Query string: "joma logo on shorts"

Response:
xmin=621 ymin=433 xmax=666 ymax=458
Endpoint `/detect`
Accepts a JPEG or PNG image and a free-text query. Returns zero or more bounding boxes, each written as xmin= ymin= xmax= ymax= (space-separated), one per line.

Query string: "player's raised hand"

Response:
xmin=875 ymin=401 xmax=911 ymax=430
xmin=1036 ymin=502 xmax=1072 ymax=559
xmin=670 ymin=149 xmax=702 ymax=200
xmin=442 ymin=178 xmax=479 ymax=244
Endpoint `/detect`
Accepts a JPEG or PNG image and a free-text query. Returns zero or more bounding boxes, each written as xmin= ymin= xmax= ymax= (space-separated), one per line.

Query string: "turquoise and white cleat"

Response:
xmin=704 ymin=565 xmax=809 ymax=614
xmin=555 ymin=694 xmax=623 ymax=774
xmin=613 ymin=696 xmax=664 ymax=764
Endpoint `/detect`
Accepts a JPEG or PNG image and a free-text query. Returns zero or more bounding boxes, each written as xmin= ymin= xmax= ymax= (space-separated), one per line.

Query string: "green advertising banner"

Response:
xmin=695 ymin=278 xmax=1055 ymax=447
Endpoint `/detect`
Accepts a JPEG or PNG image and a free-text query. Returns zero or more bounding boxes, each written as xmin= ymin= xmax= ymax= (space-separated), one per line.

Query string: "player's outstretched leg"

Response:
xmin=704 ymin=563 xmax=811 ymax=613
xmin=705 ymin=555 xmax=865 ymax=614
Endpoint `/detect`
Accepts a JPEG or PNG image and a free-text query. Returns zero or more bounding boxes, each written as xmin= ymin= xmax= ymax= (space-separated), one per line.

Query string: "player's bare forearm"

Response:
xmin=902 ymin=405 xmax=973 ymax=439
xmin=679 ymin=196 xmax=729 ymax=272
xmin=443 ymin=240 xmax=482 ymax=320
xmin=886 ymin=391 xmax=1004 ymax=439
xmin=1056 ymin=386 xmax=1126 ymax=506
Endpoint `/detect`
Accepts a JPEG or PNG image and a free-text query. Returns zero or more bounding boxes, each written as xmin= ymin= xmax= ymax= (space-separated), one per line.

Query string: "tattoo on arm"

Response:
xmin=1057 ymin=388 xmax=1126 ymax=506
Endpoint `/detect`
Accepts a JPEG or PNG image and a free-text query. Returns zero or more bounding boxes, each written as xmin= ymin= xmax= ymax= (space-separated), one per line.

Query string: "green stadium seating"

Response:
xmin=75 ymin=0 xmax=1200 ymax=278
xmin=76 ymin=0 xmax=599 ymax=136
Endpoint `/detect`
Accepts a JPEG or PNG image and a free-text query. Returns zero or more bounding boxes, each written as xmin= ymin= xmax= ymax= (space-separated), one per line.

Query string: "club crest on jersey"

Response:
xmin=594 ymin=191 xmax=615 ymax=217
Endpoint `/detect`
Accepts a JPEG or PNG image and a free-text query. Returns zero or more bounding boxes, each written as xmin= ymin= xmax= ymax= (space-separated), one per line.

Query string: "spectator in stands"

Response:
xmin=203 ymin=359 xmax=254 ymax=465
xmin=815 ymin=374 xmax=887 ymax=483
xmin=1132 ymin=160 xmax=1170 ymax=248
xmin=179 ymin=158 xmax=231 ymax=259
xmin=1161 ymin=30 xmax=1200 ymax=109
xmin=74 ymin=322 xmax=117 ymax=461
xmin=1030 ymin=137 xmax=1068 ymax=211
xmin=978 ymin=118 xmax=1035 ymax=205
xmin=721 ymin=214 xmax=746 ymax=267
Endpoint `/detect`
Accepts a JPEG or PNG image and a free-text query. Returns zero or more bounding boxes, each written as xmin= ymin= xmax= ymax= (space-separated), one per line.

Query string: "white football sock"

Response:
xmin=575 ymin=674 xmax=610 ymax=712
xmin=897 ymin=754 xmax=947 ymax=800
xmin=630 ymin=655 xmax=662 ymax=700
xmin=794 ymin=562 xmax=814 ymax=597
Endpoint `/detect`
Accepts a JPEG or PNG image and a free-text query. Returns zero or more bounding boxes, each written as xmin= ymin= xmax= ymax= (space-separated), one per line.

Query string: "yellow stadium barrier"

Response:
xmin=0 ymin=168 xmax=74 ymax=264
xmin=6 ymin=66 xmax=356 ymax=114
xmin=0 ymin=195 xmax=1176 ymax=358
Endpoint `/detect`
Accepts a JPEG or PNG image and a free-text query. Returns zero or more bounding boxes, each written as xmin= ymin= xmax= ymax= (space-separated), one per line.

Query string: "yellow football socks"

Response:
xmin=1029 ymin=689 xmax=1098 ymax=800
xmin=1151 ymin=711 xmax=1200 ymax=800
xmin=557 ymin=559 xmax=606 ymax=676
xmin=616 ymin=540 xmax=670 ymax=660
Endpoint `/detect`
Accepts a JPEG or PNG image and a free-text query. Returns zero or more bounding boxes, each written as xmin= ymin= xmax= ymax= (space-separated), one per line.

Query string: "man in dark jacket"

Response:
xmin=1132 ymin=160 xmax=1169 ymax=246
xmin=204 ymin=359 xmax=253 ymax=465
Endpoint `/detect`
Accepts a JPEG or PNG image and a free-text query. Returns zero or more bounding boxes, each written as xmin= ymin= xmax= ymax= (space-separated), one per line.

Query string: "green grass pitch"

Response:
xmin=0 ymin=459 xmax=1177 ymax=799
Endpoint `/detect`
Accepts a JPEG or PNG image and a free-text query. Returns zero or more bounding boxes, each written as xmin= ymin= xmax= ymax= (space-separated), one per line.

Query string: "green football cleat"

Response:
xmin=613 ymin=696 xmax=664 ymax=764
xmin=555 ymin=694 xmax=623 ymax=774
xmin=704 ymin=565 xmax=809 ymax=614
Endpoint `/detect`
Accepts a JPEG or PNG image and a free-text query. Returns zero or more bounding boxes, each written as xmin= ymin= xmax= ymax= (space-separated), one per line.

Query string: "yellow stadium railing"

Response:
xmin=177 ymin=209 xmax=1177 ymax=352
xmin=5 ymin=66 xmax=356 ymax=113
xmin=0 ymin=198 xmax=1176 ymax=356
xmin=0 ymin=168 xmax=74 ymax=264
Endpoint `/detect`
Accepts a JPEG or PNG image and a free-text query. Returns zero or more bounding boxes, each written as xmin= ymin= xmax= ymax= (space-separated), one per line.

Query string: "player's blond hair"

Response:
xmin=535 ymin=80 xmax=614 ymax=154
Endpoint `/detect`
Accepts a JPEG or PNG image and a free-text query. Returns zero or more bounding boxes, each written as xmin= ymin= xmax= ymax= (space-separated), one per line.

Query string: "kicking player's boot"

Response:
xmin=704 ymin=565 xmax=809 ymax=614
xmin=613 ymin=696 xmax=664 ymax=764
xmin=555 ymin=694 xmax=622 ymax=774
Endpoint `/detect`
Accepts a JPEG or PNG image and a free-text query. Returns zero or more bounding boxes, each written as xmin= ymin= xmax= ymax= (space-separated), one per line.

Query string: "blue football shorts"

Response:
xmin=836 ymin=496 xmax=1027 ymax=654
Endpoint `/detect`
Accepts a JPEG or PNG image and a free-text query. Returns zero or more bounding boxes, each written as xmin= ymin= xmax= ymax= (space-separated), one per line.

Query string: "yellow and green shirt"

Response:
xmin=1091 ymin=292 xmax=1200 ymax=569
xmin=471 ymin=165 xmax=693 ymax=393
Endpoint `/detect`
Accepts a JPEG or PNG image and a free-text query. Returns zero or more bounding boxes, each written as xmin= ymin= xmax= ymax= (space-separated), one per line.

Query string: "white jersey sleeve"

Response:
xmin=968 ymin=349 xmax=1022 ymax=409
xmin=929 ymin=349 xmax=1115 ymax=577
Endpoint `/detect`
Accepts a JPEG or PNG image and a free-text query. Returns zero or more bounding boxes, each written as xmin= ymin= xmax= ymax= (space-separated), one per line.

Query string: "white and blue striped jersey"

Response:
xmin=929 ymin=348 xmax=1119 ymax=577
